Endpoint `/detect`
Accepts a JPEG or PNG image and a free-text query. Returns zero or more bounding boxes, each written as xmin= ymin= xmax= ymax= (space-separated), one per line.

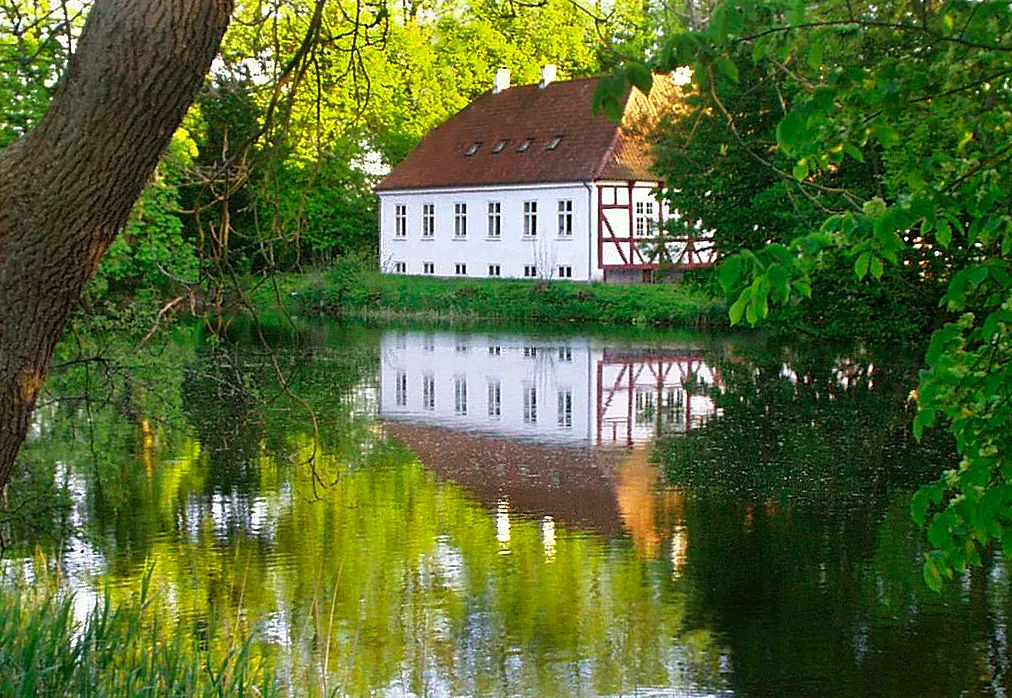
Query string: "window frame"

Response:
xmin=523 ymin=201 xmax=538 ymax=238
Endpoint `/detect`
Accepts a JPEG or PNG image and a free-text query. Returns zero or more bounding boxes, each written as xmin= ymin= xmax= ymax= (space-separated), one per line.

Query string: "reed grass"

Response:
xmin=0 ymin=572 xmax=276 ymax=698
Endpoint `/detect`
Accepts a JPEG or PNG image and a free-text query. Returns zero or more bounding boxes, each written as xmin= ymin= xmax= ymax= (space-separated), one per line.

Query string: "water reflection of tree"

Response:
xmin=656 ymin=340 xmax=1012 ymax=696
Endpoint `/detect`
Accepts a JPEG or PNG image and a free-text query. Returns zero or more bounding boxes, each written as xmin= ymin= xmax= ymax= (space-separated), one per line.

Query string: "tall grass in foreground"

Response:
xmin=0 ymin=573 xmax=276 ymax=697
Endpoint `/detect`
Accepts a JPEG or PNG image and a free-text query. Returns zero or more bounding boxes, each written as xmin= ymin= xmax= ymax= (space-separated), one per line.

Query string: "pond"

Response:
xmin=6 ymin=320 xmax=1010 ymax=697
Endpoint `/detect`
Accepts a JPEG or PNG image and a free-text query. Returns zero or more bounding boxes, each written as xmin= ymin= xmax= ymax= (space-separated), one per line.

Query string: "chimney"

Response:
xmin=493 ymin=67 xmax=510 ymax=94
xmin=539 ymin=64 xmax=557 ymax=88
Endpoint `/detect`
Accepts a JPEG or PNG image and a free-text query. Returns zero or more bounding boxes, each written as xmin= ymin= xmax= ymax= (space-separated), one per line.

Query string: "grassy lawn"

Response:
xmin=271 ymin=262 xmax=727 ymax=328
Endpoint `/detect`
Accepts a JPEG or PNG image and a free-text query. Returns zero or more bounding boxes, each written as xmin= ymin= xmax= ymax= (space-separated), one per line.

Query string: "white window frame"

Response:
xmin=422 ymin=203 xmax=435 ymax=238
xmin=393 ymin=261 xmax=407 ymax=274
xmin=523 ymin=201 xmax=538 ymax=237
xmin=557 ymin=390 xmax=573 ymax=428
xmin=454 ymin=202 xmax=467 ymax=238
xmin=455 ymin=262 xmax=467 ymax=276
xmin=423 ymin=261 xmax=435 ymax=275
xmin=523 ymin=265 xmax=538 ymax=278
xmin=488 ymin=380 xmax=501 ymax=418
xmin=523 ymin=384 xmax=537 ymax=423
xmin=557 ymin=265 xmax=572 ymax=278
xmin=488 ymin=264 xmax=501 ymax=277
xmin=487 ymin=202 xmax=502 ymax=239
xmin=423 ymin=373 xmax=435 ymax=410
xmin=394 ymin=204 xmax=407 ymax=238
xmin=454 ymin=376 xmax=468 ymax=416
xmin=557 ymin=200 xmax=573 ymax=237
xmin=395 ymin=371 xmax=408 ymax=407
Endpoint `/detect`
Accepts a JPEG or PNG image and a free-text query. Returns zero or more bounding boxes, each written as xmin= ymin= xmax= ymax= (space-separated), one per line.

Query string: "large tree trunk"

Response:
xmin=0 ymin=0 xmax=233 ymax=489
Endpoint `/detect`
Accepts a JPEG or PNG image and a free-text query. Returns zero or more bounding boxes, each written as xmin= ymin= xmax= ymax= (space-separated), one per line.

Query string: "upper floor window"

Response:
xmin=557 ymin=199 xmax=573 ymax=237
xmin=635 ymin=200 xmax=655 ymax=237
xmin=454 ymin=202 xmax=467 ymax=238
xmin=394 ymin=204 xmax=407 ymax=238
xmin=517 ymin=137 xmax=534 ymax=152
xmin=523 ymin=201 xmax=538 ymax=237
xmin=487 ymin=202 xmax=502 ymax=238
xmin=546 ymin=135 xmax=563 ymax=150
xmin=492 ymin=139 xmax=509 ymax=153
xmin=465 ymin=141 xmax=482 ymax=156
xmin=422 ymin=203 xmax=435 ymax=238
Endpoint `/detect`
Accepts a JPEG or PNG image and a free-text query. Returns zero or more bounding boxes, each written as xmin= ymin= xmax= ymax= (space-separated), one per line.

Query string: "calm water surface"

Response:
xmin=7 ymin=321 xmax=1010 ymax=697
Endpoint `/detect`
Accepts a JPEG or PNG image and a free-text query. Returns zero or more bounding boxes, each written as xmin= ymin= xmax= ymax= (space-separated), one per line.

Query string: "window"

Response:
xmin=557 ymin=200 xmax=573 ymax=237
xmin=523 ymin=201 xmax=538 ymax=237
xmin=465 ymin=141 xmax=482 ymax=156
xmin=635 ymin=200 xmax=655 ymax=237
xmin=523 ymin=385 xmax=537 ymax=423
xmin=393 ymin=261 xmax=407 ymax=274
xmin=423 ymin=261 xmax=435 ymax=275
xmin=456 ymin=342 xmax=468 ymax=354
xmin=488 ymin=380 xmax=501 ymax=418
xmin=454 ymin=202 xmax=467 ymax=238
xmin=395 ymin=371 xmax=407 ymax=407
xmin=424 ymin=335 xmax=435 ymax=352
xmin=423 ymin=373 xmax=435 ymax=410
xmin=488 ymin=345 xmax=501 ymax=356
xmin=523 ymin=346 xmax=537 ymax=358
xmin=517 ymin=137 xmax=534 ymax=152
xmin=546 ymin=135 xmax=563 ymax=150
xmin=558 ymin=346 xmax=572 ymax=362
xmin=488 ymin=264 xmax=501 ymax=277
xmin=422 ymin=203 xmax=435 ymax=238
xmin=523 ymin=265 xmax=538 ymax=278
xmin=394 ymin=204 xmax=407 ymax=238
xmin=557 ymin=265 xmax=572 ymax=278
xmin=455 ymin=263 xmax=467 ymax=276
xmin=454 ymin=376 xmax=468 ymax=416
xmin=492 ymin=139 xmax=508 ymax=153
xmin=557 ymin=390 xmax=573 ymax=428
xmin=487 ymin=202 xmax=501 ymax=238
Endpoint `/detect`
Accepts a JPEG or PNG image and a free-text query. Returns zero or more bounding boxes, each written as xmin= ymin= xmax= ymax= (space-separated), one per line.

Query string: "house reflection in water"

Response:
xmin=379 ymin=331 xmax=722 ymax=566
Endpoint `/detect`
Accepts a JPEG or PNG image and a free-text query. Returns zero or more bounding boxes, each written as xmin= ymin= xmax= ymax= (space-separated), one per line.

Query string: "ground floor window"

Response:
xmin=557 ymin=265 xmax=572 ymax=278
xmin=523 ymin=265 xmax=537 ymax=278
xmin=423 ymin=261 xmax=435 ymax=274
xmin=393 ymin=261 xmax=407 ymax=274
xmin=455 ymin=263 xmax=467 ymax=276
xmin=488 ymin=264 xmax=501 ymax=277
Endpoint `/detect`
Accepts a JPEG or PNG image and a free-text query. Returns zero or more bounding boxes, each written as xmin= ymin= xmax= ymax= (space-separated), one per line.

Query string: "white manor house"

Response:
xmin=376 ymin=66 xmax=715 ymax=284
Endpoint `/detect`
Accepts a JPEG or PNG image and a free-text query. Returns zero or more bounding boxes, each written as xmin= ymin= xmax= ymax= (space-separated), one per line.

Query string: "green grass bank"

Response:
xmin=269 ymin=262 xmax=727 ymax=328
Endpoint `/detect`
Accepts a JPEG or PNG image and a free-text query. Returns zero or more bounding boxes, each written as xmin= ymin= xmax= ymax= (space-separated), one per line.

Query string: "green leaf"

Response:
xmin=729 ymin=290 xmax=749 ymax=326
xmin=624 ymin=62 xmax=653 ymax=95
xmin=715 ymin=56 xmax=739 ymax=83
xmin=719 ymin=255 xmax=743 ymax=292
xmin=936 ymin=219 xmax=952 ymax=248
xmin=807 ymin=40 xmax=824 ymax=70
xmin=855 ymin=252 xmax=871 ymax=280
xmin=911 ymin=488 xmax=931 ymax=526
xmin=792 ymin=159 xmax=809 ymax=181
xmin=870 ymin=256 xmax=884 ymax=279
xmin=923 ymin=557 xmax=943 ymax=593
xmin=776 ymin=111 xmax=809 ymax=154
xmin=842 ymin=142 xmax=864 ymax=163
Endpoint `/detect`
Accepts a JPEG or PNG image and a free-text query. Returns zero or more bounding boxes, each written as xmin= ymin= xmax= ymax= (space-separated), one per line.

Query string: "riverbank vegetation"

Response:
xmin=0 ymin=576 xmax=275 ymax=697
xmin=273 ymin=260 xmax=726 ymax=327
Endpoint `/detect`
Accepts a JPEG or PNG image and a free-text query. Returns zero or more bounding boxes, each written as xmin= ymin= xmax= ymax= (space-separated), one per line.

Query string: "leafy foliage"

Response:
xmin=596 ymin=0 xmax=1012 ymax=587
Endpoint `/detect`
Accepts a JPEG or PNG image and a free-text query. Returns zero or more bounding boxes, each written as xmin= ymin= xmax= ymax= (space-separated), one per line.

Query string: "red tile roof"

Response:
xmin=375 ymin=75 xmax=682 ymax=191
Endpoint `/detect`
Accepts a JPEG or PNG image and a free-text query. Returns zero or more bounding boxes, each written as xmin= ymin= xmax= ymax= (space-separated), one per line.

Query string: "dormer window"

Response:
xmin=517 ymin=137 xmax=534 ymax=152
xmin=546 ymin=135 xmax=563 ymax=150
xmin=492 ymin=139 xmax=508 ymax=153
xmin=465 ymin=141 xmax=482 ymax=156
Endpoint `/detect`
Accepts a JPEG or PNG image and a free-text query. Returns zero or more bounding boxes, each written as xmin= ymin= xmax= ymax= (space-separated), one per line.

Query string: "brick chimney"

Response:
xmin=493 ymin=67 xmax=510 ymax=94
xmin=539 ymin=64 xmax=557 ymax=88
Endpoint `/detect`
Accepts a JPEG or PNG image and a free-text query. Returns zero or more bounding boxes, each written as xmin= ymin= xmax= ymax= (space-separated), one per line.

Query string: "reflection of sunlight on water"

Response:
xmin=541 ymin=515 xmax=556 ymax=560
xmin=496 ymin=498 xmax=511 ymax=552
xmin=670 ymin=524 xmax=688 ymax=579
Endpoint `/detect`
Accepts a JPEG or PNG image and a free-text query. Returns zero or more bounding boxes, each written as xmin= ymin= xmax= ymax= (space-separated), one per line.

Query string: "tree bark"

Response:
xmin=0 ymin=0 xmax=233 ymax=489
